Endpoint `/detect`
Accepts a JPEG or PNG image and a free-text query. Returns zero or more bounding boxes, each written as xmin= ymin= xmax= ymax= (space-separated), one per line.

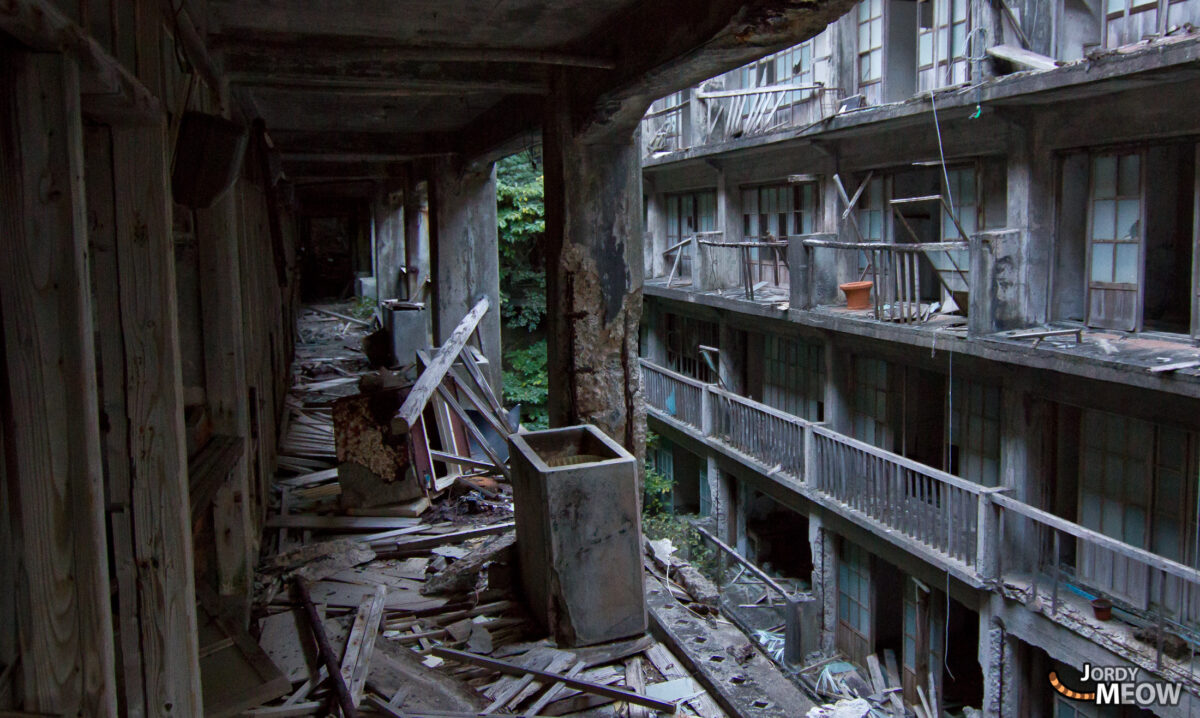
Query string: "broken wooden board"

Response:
xmin=266 ymin=515 xmax=420 ymax=531
xmin=307 ymin=580 xmax=448 ymax=612
xmin=259 ymin=608 xmax=323 ymax=683
xmin=263 ymin=537 xmax=376 ymax=581
xmin=421 ymin=531 xmax=515 ymax=596
xmin=198 ymin=602 xmax=290 ymax=717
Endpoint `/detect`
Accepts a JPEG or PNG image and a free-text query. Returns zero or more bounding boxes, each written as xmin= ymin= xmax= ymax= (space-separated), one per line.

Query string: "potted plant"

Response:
xmin=1091 ymin=596 xmax=1113 ymax=621
xmin=839 ymin=280 xmax=874 ymax=310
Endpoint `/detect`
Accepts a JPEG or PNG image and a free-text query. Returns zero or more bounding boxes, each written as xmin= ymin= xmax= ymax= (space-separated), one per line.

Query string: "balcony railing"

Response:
xmin=709 ymin=387 xmax=806 ymax=484
xmin=810 ymin=426 xmax=998 ymax=570
xmin=640 ymin=355 xmax=1200 ymax=670
xmin=798 ymin=238 xmax=970 ymax=323
xmin=993 ymin=494 xmax=1200 ymax=669
xmin=641 ymin=360 xmax=705 ymax=430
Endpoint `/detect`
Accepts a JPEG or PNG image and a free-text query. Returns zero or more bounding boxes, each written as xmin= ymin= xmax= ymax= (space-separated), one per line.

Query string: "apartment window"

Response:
xmin=742 ymin=182 xmax=819 ymax=286
xmin=1086 ymin=152 xmax=1143 ymax=330
xmin=857 ymin=0 xmax=885 ymax=102
xmin=644 ymin=91 xmax=689 ymax=153
xmin=664 ymin=313 xmax=719 ymax=383
xmin=647 ymin=441 xmax=676 ymax=513
xmin=1074 ymin=410 xmax=1200 ymax=610
xmin=851 ymin=177 xmax=886 ymax=275
xmin=665 ymin=190 xmax=718 ymax=280
xmin=917 ymin=0 xmax=971 ymax=91
xmin=763 ymin=336 xmax=825 ymax=421
xmin=838 ymin=541 xmax=872 ymax=660
xmin=947 ymin=378 xmax=1000 ymax=487
xmin=852 ymin=356 xmax=893 ymax=450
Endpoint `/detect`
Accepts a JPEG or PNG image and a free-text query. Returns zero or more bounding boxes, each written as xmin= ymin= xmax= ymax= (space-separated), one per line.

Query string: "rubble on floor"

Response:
xmin=223 ymin=301 xmax=733 ymax=716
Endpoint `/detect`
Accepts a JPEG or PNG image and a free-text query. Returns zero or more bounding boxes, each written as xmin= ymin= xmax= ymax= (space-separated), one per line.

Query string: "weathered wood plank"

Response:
xmin=112 ymin=121 xmax=204 ymax=715
xmin=392 ymin=296 xmax=489 ymax=431
xmin=0 ymin=47 xmax=117 ymax=716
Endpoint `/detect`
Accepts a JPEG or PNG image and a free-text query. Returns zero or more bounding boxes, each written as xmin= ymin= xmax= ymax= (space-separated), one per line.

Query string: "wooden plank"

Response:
xmin=379 ymin=522 xmax=516 ymax=553
xmin=643 ymin=644 xmax=724 ymax=718
xmin=393 ymin=296 xmax=490 ymax=431
xmin=111 ymin=119 xmax=205 ymax=716
xmin=1147 ymin=359 xmax=1200 ymax=373
xmin=266 ymin=515 xmax=420 ymax=531
xmin=430 ymin=648 xmax=676 ymax=713
xmin=341 ymin=586 xmax=388 ymax=706
xmin=434 ymin=383 xmax=512 ymax=481
xmin=625 ymin=656 xmax=650 ymax=718
xmin=0 ymin=48 xmax=116 ymax=717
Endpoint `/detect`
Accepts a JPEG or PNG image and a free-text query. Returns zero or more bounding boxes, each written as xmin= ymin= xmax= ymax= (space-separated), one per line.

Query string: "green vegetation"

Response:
xmin=497 ymin=151 xmax=549 ymax=429
xmin=496 ymin=152 xmax=546 ymax=332
xmin=501 ymin=340 xmax=549 ymax=429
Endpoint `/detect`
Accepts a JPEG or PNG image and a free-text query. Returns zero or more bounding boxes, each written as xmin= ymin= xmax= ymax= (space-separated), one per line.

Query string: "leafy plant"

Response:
xmin=502 ymin=340 xmax=549 ymax=429
xmin=496 ymin=152 xmax=546 ymax=332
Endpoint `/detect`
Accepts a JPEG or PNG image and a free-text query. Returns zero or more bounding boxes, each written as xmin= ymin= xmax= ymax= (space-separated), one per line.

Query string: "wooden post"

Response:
xmin=0 ymin=48 xmax=117 ymax=716
xmin=110 ymin=121 xmax=204 ymax=716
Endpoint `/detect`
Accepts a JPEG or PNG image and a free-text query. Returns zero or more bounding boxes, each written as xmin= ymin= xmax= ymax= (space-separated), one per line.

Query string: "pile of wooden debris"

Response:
xmin=198 ymin=299 xmax=736 ymax=716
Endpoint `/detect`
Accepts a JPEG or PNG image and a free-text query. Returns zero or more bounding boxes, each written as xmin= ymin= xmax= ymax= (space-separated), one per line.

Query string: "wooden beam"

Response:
xmin=430 ymin=648 xmax=676 ymax=713
xmin=270 ymin=130 xmax=457 ymax=157
xmin=0 ymin=47 xmax=117 ymax=717
xmin=216 ymin=39 xmax=615 ymax=69
xmin=391 ymin=297 xmax=489 ymax=432
xmin=0 ymin=0 xmax=160 ymax=122
xmin=111 ymin=121 xmax=204 ymax=715
xmin=230 ymin=74 xmax=546 ymax=96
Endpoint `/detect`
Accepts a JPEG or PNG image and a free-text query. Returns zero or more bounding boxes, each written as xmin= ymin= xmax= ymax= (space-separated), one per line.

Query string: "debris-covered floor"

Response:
xmin=211 ymin=301 xmax=960 ymax=718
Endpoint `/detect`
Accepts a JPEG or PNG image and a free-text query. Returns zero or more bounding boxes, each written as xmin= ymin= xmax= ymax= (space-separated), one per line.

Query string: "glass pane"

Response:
xmin=1092 ymin=199 xmax=1115 ymax=239
xmin=872 ymin=0 xmax=883 ymax=16
xmin=1091 ymin=242 xmax=1114 ymax=282
xmin=859 ymin=21 xmax=871 ymax=49
xmin=920 ymin=33 xmax=934 ymax=65
xmin=1107 ymin=0 xmax=1124 ymax=13
xmin=1153 ymin=519 xmax=1180 ymax=561
xmin=872 ymin=19 xmax=883 ymax=47
xmin=1101 ymin=500 xmax=1122 ymax=535
xmin=1114 ymin=242 xmax=1139 ymax=283
xmin=953 ymin=0 xmax=968 ymax=21
xmin=871 ymin=49 xmax=883 ymax=79
xmin=1093 ymin=156 xmax=1117 ymax=198
xmin=1125 ymin=506 xmax=1146 ymax=546
xmin=1118 ymin=154 xmax=1140 ymax=195
xmin=952 ymin=23 xmax=967 ymax=55
xmin=1116 ymin=199 xmax=1140 ymax=239
xmin=858 ymin=0 xmax=871 ymax=22
xmin=861 ymin=55 xmax=873 ymax=83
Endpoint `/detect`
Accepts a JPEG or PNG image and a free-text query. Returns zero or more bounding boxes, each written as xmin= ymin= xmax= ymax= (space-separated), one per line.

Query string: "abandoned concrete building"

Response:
xmin=637 ymin=0 xmax=1200 ymax=715
xmin=4 ymin=0 xmax=1200 ymax=717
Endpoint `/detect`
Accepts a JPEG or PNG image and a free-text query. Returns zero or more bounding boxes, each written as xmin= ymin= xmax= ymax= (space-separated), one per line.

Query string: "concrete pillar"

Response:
xmin=809 ymin=513 xmax=839 ymax=651
xmin=979 ymin=595 xmax=1021 ymax=717
xmin=1001 ymin=118 xmax=1052 ymax=327
xmin=542 ymin=71 xmax=645 ymax=455
xmin=372 ymin=181 xmax=405 ymax=301
xmin=428 ymin=157 xmax=502 ymax=390
xmin=706 ymin=455 xmax=730 ymax=542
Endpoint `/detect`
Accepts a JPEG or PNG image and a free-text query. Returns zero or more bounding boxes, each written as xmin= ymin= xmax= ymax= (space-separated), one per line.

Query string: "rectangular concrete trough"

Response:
xmin=508 ymin=425 xmax=647 ymax=647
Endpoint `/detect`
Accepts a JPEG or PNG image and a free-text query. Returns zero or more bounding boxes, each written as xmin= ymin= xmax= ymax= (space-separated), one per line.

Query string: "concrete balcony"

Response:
xmin=640 ymin=357 xmax=1200 ymax=682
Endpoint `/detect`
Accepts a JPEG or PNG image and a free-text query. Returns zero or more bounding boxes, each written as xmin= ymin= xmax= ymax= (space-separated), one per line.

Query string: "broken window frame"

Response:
xmin=857 ymin=0 xmax=886 ymax=104
xmin=742 ymin=181 xmax=821 ymax=287
xmin=665 ymin=189 xmax=718 ymax=280
xmin=837 ymin=539 xmax=873 ymax=665
xmin=1073 ymin=409 xmax=1200 ymax=617
xmin=762 ymin=335 xmax=826 ymax=422
xmin=851 ymin=355 xmax=894 ymax=451
xmin=1085 ymin=149 xmax=1145 ymax=331
xmin=916 ymin=0 xmax=972 ymax=91
xmin=946 ymin=377 xmax=1001 ymax=487
xmin=663 ymin=312 xmax=720 ymax=383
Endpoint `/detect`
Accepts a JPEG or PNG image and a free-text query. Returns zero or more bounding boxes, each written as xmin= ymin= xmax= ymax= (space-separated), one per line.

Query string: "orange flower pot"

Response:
xmin=839 ymin=280 xmax=874 ymax=310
